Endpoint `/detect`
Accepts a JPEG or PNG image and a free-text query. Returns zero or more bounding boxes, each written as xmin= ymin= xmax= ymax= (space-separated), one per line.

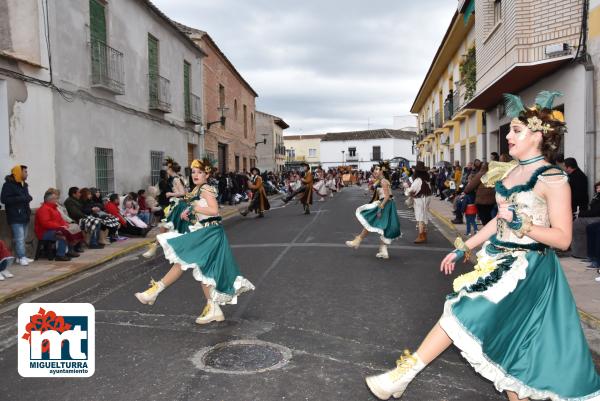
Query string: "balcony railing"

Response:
xmin=149 ymin=73 xmax=172 ymax=113
xmin=185 ymin=93 xmax=202 ymax=123
xmin=443 ymin=95 xmax=453 ymax=123
xmin=91 ymin=39 xmax=125 ymax=94
xmin=346 ymin=154 xmax=359 ymax=162
xmin=434 ymin=111 xmax=441 ymax=129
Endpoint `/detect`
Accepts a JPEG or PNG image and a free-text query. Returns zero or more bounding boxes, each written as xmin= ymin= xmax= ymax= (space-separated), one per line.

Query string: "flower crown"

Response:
xmin=504 ymin=91 xmax=566 ymax=134
xmin=190 ymin=158 xmax=213 ymax=174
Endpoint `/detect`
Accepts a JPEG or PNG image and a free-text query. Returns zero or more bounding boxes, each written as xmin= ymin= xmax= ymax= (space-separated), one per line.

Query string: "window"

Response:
xmin=234 ymin=99 xmax=238 ymax=121
xmin=219 ymin=84 xmax=225 ymax=127
xmin=243 ymin=105 xmax=248 ymax=138
xmin=309 ymin=148 xmax=317 ymax=157
xmin=348 ymin=147 xmax=356 ymax=157
xmin=243 ymin=157 xmax=247 ymax=172
xmin=493 ymin=0 xmax=502 ymax=25
xmin=89 ymin=0 xmax=106 ymax=44
xmin=235 ymin=155 xmax=240 ymax=172
xmin=95 ymin=147 xmax=114 ymax=194
xmin=250 ymin=112 xmax=254 ymax=135
xmin=184 ymin=61 xmax=191 ymax=119
xmin=372 ymin=146 xmax=381 ymax=161
xmin=150 ymin=151 xmax=164 ymax=185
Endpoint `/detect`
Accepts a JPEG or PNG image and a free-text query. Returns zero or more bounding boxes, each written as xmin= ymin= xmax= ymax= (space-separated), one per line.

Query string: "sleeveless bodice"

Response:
xmin=494 ymin=165 xmax=566 ymax=246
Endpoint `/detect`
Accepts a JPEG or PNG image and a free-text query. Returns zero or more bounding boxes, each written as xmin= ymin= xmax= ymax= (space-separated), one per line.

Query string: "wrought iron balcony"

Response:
xmin=149 ymin=73 xmax=171 ymax=113
xmin=185 ymin=93 xmax=202 ymax=123
xmin=90 ymin=39 xmax=125 ymax=94
xmin=346 ymin=154 xmax=359 ymax=162
xmin=434 ymin=111 xmax=441 ymax=129
xmin=443 ymin=96 xmax=454 ymax=123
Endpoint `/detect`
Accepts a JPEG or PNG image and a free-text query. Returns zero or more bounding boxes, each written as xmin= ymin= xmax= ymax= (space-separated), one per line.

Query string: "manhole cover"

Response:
xmin=190 ymin=340 xmax=292 ymax=374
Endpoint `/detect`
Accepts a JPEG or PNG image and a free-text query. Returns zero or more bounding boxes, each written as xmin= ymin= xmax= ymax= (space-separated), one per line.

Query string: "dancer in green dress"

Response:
xmin=135 ymin=158 xmax=255 ymax=325
xmin=365 ymin=92 xmax=600 ymax=401
xmin=345 ymin=161 xmax=401 ymax=259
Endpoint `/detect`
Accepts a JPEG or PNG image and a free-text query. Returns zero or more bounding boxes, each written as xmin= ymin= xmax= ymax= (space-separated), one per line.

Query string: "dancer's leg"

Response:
xmin=201 ymin=283 xmax=211 ymax=300
xmin=506 ymin=391 xmax=529 ymax=401
xmin=160 ymin=263 xmax=184 ymax=287
xmin=415 ymin=322 xmax=453 ymax=364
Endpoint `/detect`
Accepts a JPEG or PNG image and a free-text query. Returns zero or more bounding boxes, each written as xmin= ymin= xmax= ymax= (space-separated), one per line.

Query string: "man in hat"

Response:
xmin=283 ymin=163 xmax=313 ymax=214
xmin=407 ymin=161 xmax=433 ymax=244
xmin=240 ymin=167 xmax=270 ymax=218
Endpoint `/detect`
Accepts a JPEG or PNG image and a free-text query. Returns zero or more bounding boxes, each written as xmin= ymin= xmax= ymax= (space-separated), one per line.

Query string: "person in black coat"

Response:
xmin=564 ymin=157 xmax=589 ymax=215
xmin=0 ymin=165 xmax=33 ymax=265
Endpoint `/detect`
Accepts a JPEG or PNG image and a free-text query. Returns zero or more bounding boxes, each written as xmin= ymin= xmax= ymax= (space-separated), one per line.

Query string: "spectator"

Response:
xmin=105 ymin=193 xmax=147 ymax=237
xmin=556 ymin=153 xmax=566 ymax=171
xmin=1 ymin=165 xmax=33 ymax=266
xmin=137 ymin=189 xmax=151 ymax=226
xmin=47 ymin=188 xmax=85 ymax=253
xmin=490 ymin=152 xmax=500 ymax=162
xmin=572 ymin=181 xmax=600 ymax=259
xmin=122 ymin=194 xmax=148 ymax=229
xmin=0 ymin=240 xmax=15 ymax=280
xmin=144 ymin=185 xmax=163 ymax=225
xmin=499 ymin=153 xmax=512 ymax=162
xmin=157 ymin=170 xmax=171 ymax=209
xmin=564 ymin=157 xmax=589 ymax=216
xmin=585 ymin=221 xmax=600 ymax=271
xmin=34 ymin=190 xmax=78 ymax=261
xmin=465 ymin=203 xmax=478 ymax=236
xmin=65 ymin=187 xmax=105 ymax=249
xmin=464 ymin=162 xmax=496 ymax=226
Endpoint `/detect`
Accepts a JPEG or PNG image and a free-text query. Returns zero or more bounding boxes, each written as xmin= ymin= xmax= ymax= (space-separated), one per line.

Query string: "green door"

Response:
xmin=184 ymin=61 xmax=191 ymax=118
xmin=148 ymin=35 xmax=159 ymax=105
xmin=90 ymin=0 xmax=107 ymax=80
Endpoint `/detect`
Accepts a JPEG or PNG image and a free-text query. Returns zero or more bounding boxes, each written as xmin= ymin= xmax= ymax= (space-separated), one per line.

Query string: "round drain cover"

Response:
xmin=191 ymin=340 xmax=292 ymax=374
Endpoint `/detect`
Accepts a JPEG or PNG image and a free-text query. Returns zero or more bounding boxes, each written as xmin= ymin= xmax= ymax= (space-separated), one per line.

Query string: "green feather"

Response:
xmin=534 ymin=91 xmax=563 ymax=110
xmin=503 ymin=93 xmax=526 ymax=118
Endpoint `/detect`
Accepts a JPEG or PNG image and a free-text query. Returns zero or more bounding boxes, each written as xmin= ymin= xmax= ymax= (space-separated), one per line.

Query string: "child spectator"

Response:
xmin=465 ymin=203 xmax=478 ymax=236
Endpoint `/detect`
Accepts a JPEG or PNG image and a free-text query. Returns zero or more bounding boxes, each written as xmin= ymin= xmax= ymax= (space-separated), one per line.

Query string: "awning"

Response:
xmin=464 ymin=56 xmax=573 ymax=110
xmin=463 ymin=0 xmax=474 ymax=25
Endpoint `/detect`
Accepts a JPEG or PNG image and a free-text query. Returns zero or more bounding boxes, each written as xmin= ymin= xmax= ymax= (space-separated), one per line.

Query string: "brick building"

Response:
xmin=176 ymin=23 xmax=258 ymax=173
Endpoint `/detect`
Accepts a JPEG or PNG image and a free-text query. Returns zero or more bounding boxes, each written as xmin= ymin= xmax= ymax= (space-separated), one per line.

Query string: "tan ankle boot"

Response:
xmin=142 ymin=242 xmax=158 ymax=258
xmin=134 ymin=279 xmax=165 ymax=305
xmin=98 ymin=229 xmax=109 ymax=245
xmin=414 ymin=223 xmax=426 ymax=244
xmin=195 ymin=301 xmax=225 ymax=324
xmin=366 ymin=350 xmax=426 ymax=400
xmin=345 ymin=235 xmax=362 ymax=249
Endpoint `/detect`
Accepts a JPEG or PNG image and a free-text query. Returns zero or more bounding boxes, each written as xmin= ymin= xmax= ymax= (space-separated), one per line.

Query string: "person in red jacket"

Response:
xmin=34 ymin=190 xmax=81 ymax=261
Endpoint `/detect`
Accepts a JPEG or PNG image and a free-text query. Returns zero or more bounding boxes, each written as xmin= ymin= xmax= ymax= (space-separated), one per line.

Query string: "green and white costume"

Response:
xmin=157 ymin=185 xmax=254 ymax=305
xmin=355 ymin=180 xmax=401 ymax=244
xmin=440 ymin=165 xmax=600 ymax=400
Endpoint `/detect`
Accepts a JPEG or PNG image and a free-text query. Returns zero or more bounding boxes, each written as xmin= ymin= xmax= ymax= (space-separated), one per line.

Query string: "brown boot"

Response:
xmin=414 ymin=223 xmax=427 ymax=244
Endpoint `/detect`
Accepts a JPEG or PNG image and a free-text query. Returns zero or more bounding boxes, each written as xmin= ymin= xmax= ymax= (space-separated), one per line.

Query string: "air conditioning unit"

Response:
xmin=545 ymin=43 xmax=570 ymax=57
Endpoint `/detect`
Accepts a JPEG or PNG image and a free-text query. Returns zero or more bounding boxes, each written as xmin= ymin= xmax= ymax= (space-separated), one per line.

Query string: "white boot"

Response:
xmin=345 ymin=235 xmax=363 ymax=249
xmin=376 ymin=244 xmax=389 ymax=259
xmin=142 ymin=242 xmax=158 ymax=258
xmin=366 ymin=351 xmax=426 ymax=400
xmin=1 ymin=269 xmax=14 ymax=278
xmin=134 ymin=279 xmax=164 ymax=305
xmin=195 ymin=301 xmax=225 ymax=324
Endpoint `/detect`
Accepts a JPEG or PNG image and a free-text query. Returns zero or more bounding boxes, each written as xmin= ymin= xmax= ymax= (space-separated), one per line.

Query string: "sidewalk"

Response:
xmin=0 ymin=202 xmax=249 ymax=304
xmin=427 ymin=196 xmax=600 ymax=331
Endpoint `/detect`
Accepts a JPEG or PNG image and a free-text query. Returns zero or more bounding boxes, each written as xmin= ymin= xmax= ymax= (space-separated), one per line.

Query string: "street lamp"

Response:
xmin=255 ymin=133 xmax=269 ymax=147
xmin=341 ymin=150 xmax=345 ymax=166
xmin=206 ymin=106 xmax=229 ymax=129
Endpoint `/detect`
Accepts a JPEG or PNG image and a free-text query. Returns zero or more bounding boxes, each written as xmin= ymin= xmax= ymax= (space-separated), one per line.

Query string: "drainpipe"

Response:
xmin=584 ymin=57 xmax=596 ymax=194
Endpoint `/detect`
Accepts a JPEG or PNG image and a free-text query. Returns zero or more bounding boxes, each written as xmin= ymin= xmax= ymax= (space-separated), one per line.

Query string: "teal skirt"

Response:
xmin=156 ymin=218 xmax=255 ymax=305
xmin=162 ymin=198 xmax=194 ymax=234
xmin=440 ymin=240 xmax=600 ymax=400
xmin=355 ymin=200 xmax=401 ymax=244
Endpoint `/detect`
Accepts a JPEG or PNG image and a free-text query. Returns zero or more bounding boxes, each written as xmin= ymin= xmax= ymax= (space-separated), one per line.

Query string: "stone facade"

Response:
xmin=255 ymin=111 xmax=289 ymax=173
xmin=179 ymin=25 xmax=258 ymax=174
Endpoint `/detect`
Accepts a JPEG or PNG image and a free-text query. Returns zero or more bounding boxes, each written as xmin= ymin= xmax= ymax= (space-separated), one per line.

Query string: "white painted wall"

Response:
xmin=320 ymin=138 xmax=415 ymax=170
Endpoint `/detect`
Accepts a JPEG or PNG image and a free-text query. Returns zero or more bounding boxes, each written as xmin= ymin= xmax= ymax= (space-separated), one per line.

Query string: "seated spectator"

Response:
xmin=65 ymin=187 xmax=107 ymax=248
xmin=105 ymin=194 xmax=147 ymax=237
xmin=47 ymin=188 xmax=85 ymax=253
xmin=122 ymin=193 xmax=148 ymax=229
xmin=144 ymin=185 xmax=163 ymax=224
xmin=0 ymin=240 xmax=15 ymax=280
xmin=34 ymin=190 xmax=81 ymax=261
xmin=136 ymin=189 xmax=151 ymax=226
xmin=572 ymin=181 xmax=600 ymax=259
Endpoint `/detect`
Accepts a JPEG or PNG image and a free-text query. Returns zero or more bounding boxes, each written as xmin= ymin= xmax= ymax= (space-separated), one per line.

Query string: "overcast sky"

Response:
xmin=153 ymin=0 xmax=457 ymax=135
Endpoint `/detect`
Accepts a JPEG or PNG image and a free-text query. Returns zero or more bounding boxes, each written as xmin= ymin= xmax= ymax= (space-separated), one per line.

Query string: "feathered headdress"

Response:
xmin=378 ymin=160 xmax=391 ymax=172
xmin=163 ymin=156 xmax=176 ymax=169
xmin=503 ymin=91 xmax=566 ymax=134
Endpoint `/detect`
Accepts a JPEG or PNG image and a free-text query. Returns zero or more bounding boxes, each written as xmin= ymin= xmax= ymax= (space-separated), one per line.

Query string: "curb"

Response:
xmin=0 ymin=193 xmax=284 ymax=304
xmin=0 ymin=238 xmax=154 ymax=304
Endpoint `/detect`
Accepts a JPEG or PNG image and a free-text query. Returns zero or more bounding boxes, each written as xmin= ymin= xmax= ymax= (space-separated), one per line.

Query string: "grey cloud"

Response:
xmin=154 ymin=0 xmax=456 ymax=133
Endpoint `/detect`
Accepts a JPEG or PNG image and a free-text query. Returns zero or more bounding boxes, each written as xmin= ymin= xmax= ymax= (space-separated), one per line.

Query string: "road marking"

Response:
xmin=230 ymin=243 xmax=449 ymax=252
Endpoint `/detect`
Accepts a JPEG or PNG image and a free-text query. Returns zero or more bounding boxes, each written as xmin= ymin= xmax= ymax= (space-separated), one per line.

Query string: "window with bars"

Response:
xmin=95 ymin=147 xmax=114 ymax=195
xmin=150 ymin=151 xmax=164 ymax=185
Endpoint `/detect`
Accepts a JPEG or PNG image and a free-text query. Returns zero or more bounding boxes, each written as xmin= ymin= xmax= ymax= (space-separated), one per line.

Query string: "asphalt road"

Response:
xmin=0 ymin=186 xmax=508 ymax=401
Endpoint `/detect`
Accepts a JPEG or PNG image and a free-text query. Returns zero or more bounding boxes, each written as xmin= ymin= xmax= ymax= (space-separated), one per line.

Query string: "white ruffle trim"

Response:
xmin=440 ymin=308 xmax=600 ymax=401
xmin=156 ymin=231 xmax=255 ymax=305
xmin=355 ymin=201 xmax=398 ymax=244
xmin=456 ymin=244 xmax=529 ymax=304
